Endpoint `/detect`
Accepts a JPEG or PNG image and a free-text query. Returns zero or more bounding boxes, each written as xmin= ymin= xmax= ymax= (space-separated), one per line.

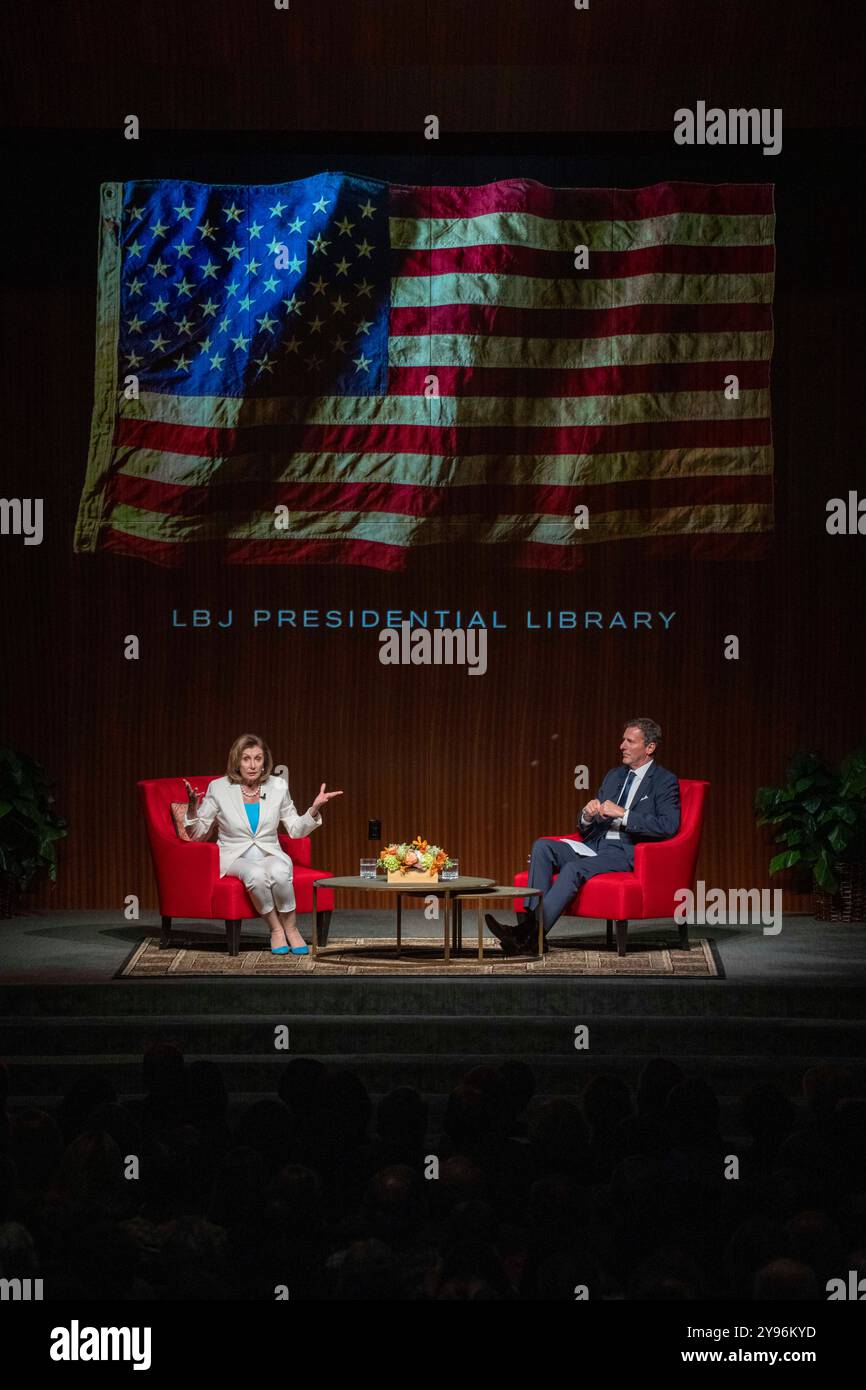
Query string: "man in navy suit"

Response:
xmin=486 ymin=718 xmax=680 ymax=955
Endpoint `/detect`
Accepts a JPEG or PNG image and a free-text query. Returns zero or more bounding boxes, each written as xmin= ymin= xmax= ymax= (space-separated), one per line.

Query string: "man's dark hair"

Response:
xmin=623 ymin=717 xmax=662 ymax=750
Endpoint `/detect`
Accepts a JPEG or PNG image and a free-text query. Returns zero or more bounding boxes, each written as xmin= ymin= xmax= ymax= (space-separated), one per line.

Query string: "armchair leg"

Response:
xmin=677 ymin=920 xmax=690 ymax=951
xmin=606 ymin=919 xmax=613 ymax=950
xmin=614 ymin=920 xmax=628 ymax=957
xmin=225 ymin=919 xmax=241 ymax=957
xmin=316 ymin=909 xmax=332 ymax=947
xmin=160 ymin=915 xmax=172 ymax=949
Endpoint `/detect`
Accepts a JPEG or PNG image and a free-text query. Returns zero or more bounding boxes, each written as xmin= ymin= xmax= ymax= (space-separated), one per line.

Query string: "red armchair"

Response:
xmin=513 ymin=779 xmax=709 ymax=956
xmin=137 ymin=775 xmax=335 ymax=955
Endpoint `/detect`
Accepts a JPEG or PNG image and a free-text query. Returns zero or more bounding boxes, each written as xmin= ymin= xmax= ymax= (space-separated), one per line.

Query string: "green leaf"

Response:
xmin=769 ymin=849 xmax=802 ymax=873
xmin=781 ymin=829 xmax=805 ymax=846
xmin=814 ymin=852 xmax=838 ymax=893
xmin=828 ymin=826 xmax=851 ymax=853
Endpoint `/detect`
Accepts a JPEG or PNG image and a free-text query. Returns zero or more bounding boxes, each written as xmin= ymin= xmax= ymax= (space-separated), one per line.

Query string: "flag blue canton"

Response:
xmin=118 ymin=172 xmax=389 ymax=396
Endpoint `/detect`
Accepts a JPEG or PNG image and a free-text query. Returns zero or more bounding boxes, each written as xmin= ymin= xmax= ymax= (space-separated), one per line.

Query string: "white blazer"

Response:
xmin=184 ymin=774 xmax=322 ymax=877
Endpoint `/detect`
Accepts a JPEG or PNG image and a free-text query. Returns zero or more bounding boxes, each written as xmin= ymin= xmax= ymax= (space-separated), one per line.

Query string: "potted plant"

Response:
xmin=0 ymin=747 xmax=69 ymax=917
xmin=755 ymin=750 xmax=866 ymax=921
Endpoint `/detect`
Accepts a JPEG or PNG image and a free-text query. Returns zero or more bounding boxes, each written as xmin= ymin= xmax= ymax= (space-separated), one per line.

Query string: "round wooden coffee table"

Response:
xmin=311 ymin=875 xmax=497 ymax=963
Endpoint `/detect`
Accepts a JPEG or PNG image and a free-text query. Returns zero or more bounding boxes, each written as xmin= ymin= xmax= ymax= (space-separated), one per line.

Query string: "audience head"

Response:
xmin=58 ymin=1077 xmax=118 ymax=1143
xmin=802 ymin=1064 xmax=852 ymax=1122
xmin=582 ymin=1073 xmax=632 ymax=1134
xmin=361 ymin=1165 xmax=424 ymax=1245
xmin=636 ymin=1058 xmax=685 ymax=1116
xmin=336 ymin=1239 xmax=404 ymax=1300
xmin=752 ymin=1257 xmax=819 ymax=1300
xmin=277 ymin=1057 xmax=327 ymax=1120
xmin=376 ymin=1087 xmax=428 ymax=1149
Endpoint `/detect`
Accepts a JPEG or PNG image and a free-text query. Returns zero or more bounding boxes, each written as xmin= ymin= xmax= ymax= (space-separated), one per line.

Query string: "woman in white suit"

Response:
xmin=182 ymin=733 xmax=342 ymax=955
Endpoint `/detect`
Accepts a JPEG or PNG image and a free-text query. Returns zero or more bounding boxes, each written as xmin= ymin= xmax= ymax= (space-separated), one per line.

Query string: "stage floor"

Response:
xmin=0 ymin=908 xmax=864 ymax=985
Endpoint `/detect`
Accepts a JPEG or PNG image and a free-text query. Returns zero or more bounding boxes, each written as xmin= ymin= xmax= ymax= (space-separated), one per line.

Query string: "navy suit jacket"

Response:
xmin=577 ymin=762 xmax=680 ymax=869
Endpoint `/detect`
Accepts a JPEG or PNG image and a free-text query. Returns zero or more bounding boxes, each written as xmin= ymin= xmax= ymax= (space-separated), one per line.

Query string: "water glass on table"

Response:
xmin=359 ymin=858 xmax=378 ymax=879
xmin=441 ymin=858 xmax=459 ymax=881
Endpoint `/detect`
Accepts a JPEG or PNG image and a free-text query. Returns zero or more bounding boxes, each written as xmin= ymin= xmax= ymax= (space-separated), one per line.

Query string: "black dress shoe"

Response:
xmin=498 ymin=935 xmax=528 ymax=957
xmin=484 ymin=914 xmax=529 ymax=957
xmin=484 ymin=913 xmax=522 ymax=943
xmin=516 ymin=929 xmax=549 ymax=955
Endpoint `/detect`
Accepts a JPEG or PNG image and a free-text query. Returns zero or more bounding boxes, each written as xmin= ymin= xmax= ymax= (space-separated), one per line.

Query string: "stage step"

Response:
xmin=3 ymin=983 xmax=864 ymax=1112
xmin=3 ymin=979 xmax=866 ymax=1019
xmin=2 ymin=1014 xmax=866 ymax=1058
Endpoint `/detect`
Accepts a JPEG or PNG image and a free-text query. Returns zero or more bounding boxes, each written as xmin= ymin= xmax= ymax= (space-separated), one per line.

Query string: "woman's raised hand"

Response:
xmin=311 ymin=782 xmax=343 ymax=815
xmin=182 ymin=778 xmax=199 ymax=810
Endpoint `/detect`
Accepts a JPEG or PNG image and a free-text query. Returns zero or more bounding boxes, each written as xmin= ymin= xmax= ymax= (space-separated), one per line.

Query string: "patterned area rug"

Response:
xmin=118 ymin=934 xmax=723 ymax=978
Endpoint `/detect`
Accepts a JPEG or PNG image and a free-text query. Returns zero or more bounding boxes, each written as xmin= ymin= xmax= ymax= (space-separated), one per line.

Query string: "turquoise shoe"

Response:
xmin=290 ymin=945 xmax=310 ymax=956
xmin=271 ymin=944 xmax=290 ymax=955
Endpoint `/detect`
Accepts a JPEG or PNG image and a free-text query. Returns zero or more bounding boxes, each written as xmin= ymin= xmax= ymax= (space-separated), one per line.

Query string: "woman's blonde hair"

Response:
xmin=226 ymin=733 xmax=274 ymax=785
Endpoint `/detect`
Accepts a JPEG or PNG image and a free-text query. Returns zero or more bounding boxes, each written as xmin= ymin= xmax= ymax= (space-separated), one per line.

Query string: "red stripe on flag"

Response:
xmin=389 ymin=300 xmax=773 ymax=338
xmin=101 ymin=526 xmax=412 ymax=571
xmin=99 ymin=524 xmax=770 ymax=570
xmin=114 ymin=415 xmax=773 ymax=462
xmin=110 ymin=470 xmax=773 ymax=520
xmin=389 ymin=180 xmax=775 ymax=222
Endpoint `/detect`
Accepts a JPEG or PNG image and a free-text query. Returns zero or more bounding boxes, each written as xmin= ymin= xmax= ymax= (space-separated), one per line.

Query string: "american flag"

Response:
xmin=74 ymin=175 xmax=775 ymax=568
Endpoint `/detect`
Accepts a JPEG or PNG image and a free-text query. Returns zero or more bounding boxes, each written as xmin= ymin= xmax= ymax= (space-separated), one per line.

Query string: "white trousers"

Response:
xmin=224 ymin=842 xmax=295 ymax=914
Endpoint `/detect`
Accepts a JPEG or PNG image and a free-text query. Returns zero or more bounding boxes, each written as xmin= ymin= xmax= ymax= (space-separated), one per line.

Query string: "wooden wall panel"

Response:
xmin=1 ymin=2 xmax=861 ymax=916
xmin=3 ymin=2 xmax=861 ymax=130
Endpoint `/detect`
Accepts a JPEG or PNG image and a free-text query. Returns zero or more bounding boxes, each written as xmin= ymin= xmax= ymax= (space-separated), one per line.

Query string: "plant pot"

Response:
xmin=813 ymin=862 xmax=866 ymax=923
xmin=387 ymin=869 xmax=440 ymax=884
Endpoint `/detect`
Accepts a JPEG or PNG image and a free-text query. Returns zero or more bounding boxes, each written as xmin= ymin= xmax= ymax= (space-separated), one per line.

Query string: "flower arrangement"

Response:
xmin=378 ymin=836 xmax=453 ymax=878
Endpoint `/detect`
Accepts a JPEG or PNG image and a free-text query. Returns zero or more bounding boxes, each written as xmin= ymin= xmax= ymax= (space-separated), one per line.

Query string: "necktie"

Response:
xmin=605 ymin=770 xmax=637 ymax=841
xmin=618 ymin=770 xmax=637 ymax=807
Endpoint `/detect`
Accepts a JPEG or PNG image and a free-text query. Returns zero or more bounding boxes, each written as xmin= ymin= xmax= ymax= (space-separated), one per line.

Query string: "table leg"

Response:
xmin=312 ymin=884 xmax=318 ymax=958
xmin=396 ymin=893 xmax=402 ymax=956
xmin=453 ymin=897 xmax=462 ymax=953
xmin=477 ymin=903 xmax=483 ymax=961
xmin=443 ymin=893 xmax=450 ymax=964
xmin=536 ymin=896 xmax=544 ymax=957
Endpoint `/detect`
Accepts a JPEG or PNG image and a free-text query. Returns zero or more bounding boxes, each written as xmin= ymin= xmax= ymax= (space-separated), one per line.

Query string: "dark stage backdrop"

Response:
xmin=1 ymin=3 xmax=862 ymax=913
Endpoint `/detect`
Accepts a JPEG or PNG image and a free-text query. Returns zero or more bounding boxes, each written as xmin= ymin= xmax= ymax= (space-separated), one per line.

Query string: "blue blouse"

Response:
xmin=244 ymin=802 xmax=260 ymax=833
